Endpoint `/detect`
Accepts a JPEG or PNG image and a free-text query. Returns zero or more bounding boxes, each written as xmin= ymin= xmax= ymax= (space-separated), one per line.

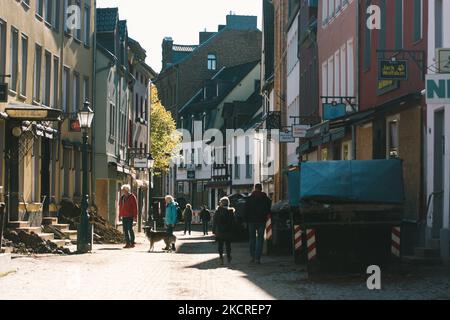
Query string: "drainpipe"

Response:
xmin=353 ymin=0 xmax=361 ymax=160
xmin=91 ymin=0 xmax=97 ymax=203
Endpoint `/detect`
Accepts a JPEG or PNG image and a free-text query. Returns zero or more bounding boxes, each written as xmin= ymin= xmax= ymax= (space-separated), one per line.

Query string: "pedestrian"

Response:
xmin=183 ymin=204 xmax=193 ymax=235
xmin=244 ymin=184 xmax=272 ymax=264
xmin=200 ymin=205 xmax=211 ymax=235
xmin=164 ymin=195 xmax=178 ymax=251
xmin=213 ymin=197 xmax=235 ymax=265
xmin=119 ymin=184 xmax=138 ymax=249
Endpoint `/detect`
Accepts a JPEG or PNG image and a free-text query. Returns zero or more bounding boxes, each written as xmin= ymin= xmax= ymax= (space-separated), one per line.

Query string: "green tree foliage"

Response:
xmin=150 ymin=85 xmax=181 ymax=174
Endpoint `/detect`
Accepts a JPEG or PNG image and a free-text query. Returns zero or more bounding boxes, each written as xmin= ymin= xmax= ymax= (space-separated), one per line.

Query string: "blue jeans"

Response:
xmin=122 ymin=217 xmax=135 ymax=245
xmin=248 ymin=223 xmax=266 ymax=261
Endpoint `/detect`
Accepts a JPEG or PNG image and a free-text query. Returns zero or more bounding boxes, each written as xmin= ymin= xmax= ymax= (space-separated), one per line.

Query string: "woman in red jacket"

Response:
xmin=119 ymin=184 xmax=138 ymax=248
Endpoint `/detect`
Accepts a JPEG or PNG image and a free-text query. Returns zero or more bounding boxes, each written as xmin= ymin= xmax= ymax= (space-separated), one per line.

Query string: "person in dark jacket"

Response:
xmin=213 ymin=197 xmax=235 ymax=265
xmin=183 ymin=204 xmax=193 ymax=235
xmin=244 ymin=184 xmax=272 ymax=264
xmin=200 ymin=205 xmax=211 ymax=235
xmin=119 ymin=184 xmax=138 ymax=249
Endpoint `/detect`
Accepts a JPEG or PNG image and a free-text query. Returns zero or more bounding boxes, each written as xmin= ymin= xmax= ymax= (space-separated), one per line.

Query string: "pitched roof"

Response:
xmin=96 ymin=8 xmax=119 ymax=32
xmin=179 ymin=60 xmax=260 ymax=115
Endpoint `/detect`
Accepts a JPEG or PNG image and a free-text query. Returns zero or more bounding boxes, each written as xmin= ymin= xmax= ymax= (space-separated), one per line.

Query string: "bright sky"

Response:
xmin=97 ymin=0 xmax=263 ymax=72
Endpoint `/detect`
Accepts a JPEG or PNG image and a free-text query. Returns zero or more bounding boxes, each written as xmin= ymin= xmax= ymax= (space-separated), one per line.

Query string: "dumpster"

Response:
xmin=296 ymin=160 xmax=405 ymax=274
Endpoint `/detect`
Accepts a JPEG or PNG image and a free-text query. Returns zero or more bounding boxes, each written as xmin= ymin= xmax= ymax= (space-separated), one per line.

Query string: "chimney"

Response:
xmin=162 ymin=37 xmax=174 ymax=69
xmin=226 ymin=15 xmax=257 ymax=30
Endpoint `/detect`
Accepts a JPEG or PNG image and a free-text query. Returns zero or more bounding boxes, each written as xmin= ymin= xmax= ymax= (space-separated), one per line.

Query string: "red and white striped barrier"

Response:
xmin=306 ymin=229 xmax=317 ymax=261
xmin=294 ymin=226 xmax=302 ymax=251
xmin=391 ymin=227 xmax=401 ymax=257
xmin=265 ymin=215 xmax=273 ymax=240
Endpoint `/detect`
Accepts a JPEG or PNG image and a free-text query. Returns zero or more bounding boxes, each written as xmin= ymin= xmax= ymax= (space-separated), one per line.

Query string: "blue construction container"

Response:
xmin=300 ymin=160 xmax=405 ymax=204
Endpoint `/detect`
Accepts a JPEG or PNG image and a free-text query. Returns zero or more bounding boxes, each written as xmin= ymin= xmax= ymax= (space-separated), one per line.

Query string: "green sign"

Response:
xmin=0 ymin=83 xmax=8 ymax=102
xmin=187 ymin=170 xmax=196 ymax=180
xmin=426 ymin=74 xmax=450 ymax=104
xmin=378 ymin=60 xmax=408 ymax=80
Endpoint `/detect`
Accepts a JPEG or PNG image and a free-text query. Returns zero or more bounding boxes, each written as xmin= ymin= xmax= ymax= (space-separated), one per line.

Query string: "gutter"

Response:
xmin=91 ymin=0 xmax=98 ymax=201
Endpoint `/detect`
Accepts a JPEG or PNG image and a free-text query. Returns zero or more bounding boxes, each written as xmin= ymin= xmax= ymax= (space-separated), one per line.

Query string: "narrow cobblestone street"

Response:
xmin=1 ymin=226 xmax=449 ymax=300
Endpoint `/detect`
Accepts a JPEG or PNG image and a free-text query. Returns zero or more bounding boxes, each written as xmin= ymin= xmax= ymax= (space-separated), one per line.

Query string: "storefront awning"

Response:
xmin=5 ymin=103 xmax=62 ymax=121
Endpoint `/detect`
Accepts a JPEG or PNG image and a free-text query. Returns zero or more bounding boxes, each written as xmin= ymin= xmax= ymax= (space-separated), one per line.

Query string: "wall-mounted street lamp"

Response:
xmin=76 ymin=100 xmax=94 ymax=254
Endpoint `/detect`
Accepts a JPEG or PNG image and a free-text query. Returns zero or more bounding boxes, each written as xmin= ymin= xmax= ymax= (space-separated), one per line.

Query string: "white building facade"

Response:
xmin=426 ymin=0 xmax=450 ymax=261
xmin=286 ymin=10 xmax=300 ymax=167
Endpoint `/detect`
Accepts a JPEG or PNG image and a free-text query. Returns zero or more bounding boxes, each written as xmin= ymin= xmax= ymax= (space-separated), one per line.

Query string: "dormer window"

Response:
xmin=207 ymin=54 xmax=216 ymax=70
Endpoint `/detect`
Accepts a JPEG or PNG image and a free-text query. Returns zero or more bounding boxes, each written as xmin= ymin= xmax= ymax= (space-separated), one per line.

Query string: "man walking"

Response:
xmin=183 ymin=204 xmax=193 ymax=236
xmin=200 ymin=205 xmax=211 ymax=236
xmin=119 ymin=185 xmax=138 ymax=249
xmin=244 ymin=184 xmax=271 ymax=264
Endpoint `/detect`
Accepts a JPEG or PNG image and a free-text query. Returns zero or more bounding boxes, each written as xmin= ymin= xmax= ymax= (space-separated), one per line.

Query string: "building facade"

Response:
xmin=0 ymin=0 xmax=95 ymax=226
xmin=426 ymin=0 xmax=450 ymax=261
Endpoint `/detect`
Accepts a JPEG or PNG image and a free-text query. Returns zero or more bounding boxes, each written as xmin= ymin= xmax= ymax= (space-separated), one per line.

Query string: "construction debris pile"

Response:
xmin=3 ymin=229 xmax=72 ymax=255
xmin=58 ymin=199 xmax=124 ymax=244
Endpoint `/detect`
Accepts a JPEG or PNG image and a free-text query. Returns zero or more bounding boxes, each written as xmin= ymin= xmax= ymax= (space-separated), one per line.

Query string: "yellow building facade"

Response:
xmin=0 ymin=0 xmax=95 ymax=224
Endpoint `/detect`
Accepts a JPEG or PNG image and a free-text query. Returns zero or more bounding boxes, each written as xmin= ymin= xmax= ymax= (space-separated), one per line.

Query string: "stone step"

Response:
xmin=42 ymin=217 xmax=58 ymax=225
xmin=51 ymin=224 xmax=70 ymax=232
xmin=8 ymin=221 xmax=30 ymax=229
xmin=16 ymin=227 xmax=42 ymax=234
xmin=50 ymin=239 xmax=67 ymax=248
xmin=402 ymin=255 xmax=442 ymax=266
xmin=62 ymin=230 xmax=78 ymax=240
xmin=37 ymin=233 xmax=55 ymax=241
xmin=414 ymin=247 xmax=440 ymax=258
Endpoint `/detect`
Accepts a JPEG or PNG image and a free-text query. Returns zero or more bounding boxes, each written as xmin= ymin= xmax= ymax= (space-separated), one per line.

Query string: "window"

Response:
xmin=45 ymin=0 xmax=53 ymax=25
xmin=327 ymin=57 xmax=333 ymax=96
xmin=10 ymin=28 xmax=19 ymax=92
xmin=234 ymin=156 xmax=240 ymax=179
xmin=36 ymin=0 xmax=44 ymax=18
xmin=109 ymin=103 xmax=116 ymax=137
xmin=33 ymin=44 xmax=42 ymax=102
xmin=342 ymin=141 xmax=352 ymax=160
xmin=84 ymin=4 xmax=91 ymax=45
xmin=387 ymin=116 xmax=400 ymax=159
xmin=73 ymin=72 xmax=80 ymax=111
xmin=20 ymin=34 xmax=28 ymax=97
xmin=52 ymin=57 xmax=59 ymax=108
xmin=322 ymin=62 xmax=328 ymax=97
xmin=54 ymin=0 xmax=61 ymax=31
xmin=43 ymin=51 xmax=52 ymax=106
xmin=413 ymin=0 xmax=423 ymax=42
xmin=140 ymin=96 xmax=144 ymax=118
xmin=62 ymin=67 xmax=70 ymax=112
xmin=334 ymin=50 xmax=340 ymax=96
xmin=340 ymin=45 xmax=347 ymax=96
xmin=83 ymin=76 xmax=89 ymax=103
xmin=207 ymin=54 xmax=216 ymax=70
xmin=347 ymin=39 xmax=354 ymax=97
xmin=75 ymin=1 xmax=81 ymax=40
xmin=395 ymin=0 xmax=404 ymax=50
xmin=322 ymin=0 xmax=328 ymax=24
xmin=245 ymin=155 xmax=252 ymax=179
xmin=435 ymin=0 xmax=443 ymax=49
xmin=0 ymin=20 xmax=6 ymax=76
xmin=363 ymin=0 xmax=372 ymax=71
xmin=321 ymin=148 xmax=328 ymax=161
xmin=63 ymin=0 xmax=69 ymax=33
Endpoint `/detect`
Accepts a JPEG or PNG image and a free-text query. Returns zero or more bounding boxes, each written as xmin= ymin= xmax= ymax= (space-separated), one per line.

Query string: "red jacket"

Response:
xmin=119 ymin=193 xmax=138 ymax=220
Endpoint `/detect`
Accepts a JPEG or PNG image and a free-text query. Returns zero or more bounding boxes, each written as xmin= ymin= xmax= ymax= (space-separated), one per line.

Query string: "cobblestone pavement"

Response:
xmin=0 ymin=227 xmax=449 ymax=300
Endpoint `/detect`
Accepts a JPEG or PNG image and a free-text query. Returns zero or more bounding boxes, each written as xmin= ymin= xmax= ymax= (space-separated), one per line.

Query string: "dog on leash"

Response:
xmin=143 ymin=226 xmax=177 ymax=252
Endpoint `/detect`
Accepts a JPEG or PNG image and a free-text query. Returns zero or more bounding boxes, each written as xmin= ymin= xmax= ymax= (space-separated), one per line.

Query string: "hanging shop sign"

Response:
xmin=378 ymin=59 xmax=408 ymax=81
xmin=69 ymin=119 xmax=81 ymax=132
xmin=292 ymin=124 xmax=310 ymax=138
xmin=134 ymin=157 xmax=148 ymax=169
xmin=323 ymin=102 xmax=347 ymax=121
xmin=187 ymin=170 xmax=196 ymax=180
xmin=279 ymin=126 xmax=295 ymax=143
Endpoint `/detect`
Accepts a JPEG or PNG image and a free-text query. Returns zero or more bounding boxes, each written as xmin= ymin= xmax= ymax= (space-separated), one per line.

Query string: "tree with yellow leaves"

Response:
xmin=150 ymin=85 xmax=181 ymax=174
